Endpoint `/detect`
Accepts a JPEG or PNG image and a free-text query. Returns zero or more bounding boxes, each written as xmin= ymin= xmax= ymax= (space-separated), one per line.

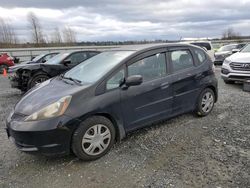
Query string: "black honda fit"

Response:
xmin=6 ymin=44 xmax=218 ymax=160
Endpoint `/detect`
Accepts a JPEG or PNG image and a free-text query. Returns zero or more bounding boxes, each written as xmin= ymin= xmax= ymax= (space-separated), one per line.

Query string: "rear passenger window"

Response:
xmin=128 ymin=53 xmax=166 ymax=82
xmin=194 ymin=49 xmax=206 ymax=65
xmin=170 ymin=50 xmax=194 ymax=72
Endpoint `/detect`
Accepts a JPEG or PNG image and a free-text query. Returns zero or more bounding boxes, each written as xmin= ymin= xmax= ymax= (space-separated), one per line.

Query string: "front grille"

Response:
xmin=230 ymin=62 xmax=250 ymax=71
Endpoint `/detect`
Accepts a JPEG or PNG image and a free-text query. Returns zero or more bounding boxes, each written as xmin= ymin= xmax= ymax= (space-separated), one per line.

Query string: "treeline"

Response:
xmin=0 ymin=12 xmax=76 ymax=48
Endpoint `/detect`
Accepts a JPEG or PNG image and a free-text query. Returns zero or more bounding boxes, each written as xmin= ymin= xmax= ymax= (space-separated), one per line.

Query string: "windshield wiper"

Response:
xmin=62 ymin=75 xmax=82 ymax=85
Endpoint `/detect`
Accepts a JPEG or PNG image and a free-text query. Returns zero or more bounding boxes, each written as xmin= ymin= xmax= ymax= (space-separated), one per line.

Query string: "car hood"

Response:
xmin=14 ymin=78 xmax=91 ymax=115
xmin=227 ymin=52 xmax=250 ymax=63
xmin=215 ymin=51 xmax=231 ymax=56
xmin=8 ymin=62 xmax=33 ymax=72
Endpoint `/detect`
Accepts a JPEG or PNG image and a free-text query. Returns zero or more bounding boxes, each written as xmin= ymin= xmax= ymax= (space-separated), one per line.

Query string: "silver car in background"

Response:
xmin=221 ymin=43 xmax=250 ymax=84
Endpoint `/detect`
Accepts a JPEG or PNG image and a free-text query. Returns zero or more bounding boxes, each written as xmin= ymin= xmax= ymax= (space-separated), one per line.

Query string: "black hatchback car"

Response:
xmin=6 ymin=44 xmax=218 ymax=160
xmin=9 ymin=50 xmax=100 ymax=92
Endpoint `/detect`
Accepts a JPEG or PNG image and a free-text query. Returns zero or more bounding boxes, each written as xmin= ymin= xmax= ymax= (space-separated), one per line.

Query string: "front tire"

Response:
xmin=195 ymin=88 xmax=215 ymax=117
xmin=27 ymin=72 xmax=49 ymax=90
xmin=72 ymin=116 xmax=116 ymax=161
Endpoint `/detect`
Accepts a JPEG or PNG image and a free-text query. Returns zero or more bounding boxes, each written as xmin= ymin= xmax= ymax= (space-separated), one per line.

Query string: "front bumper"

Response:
xmin=8 ymin=72 xmax=21 ymax=88
xmin=221 ymin=63 xmax=250 ymax=82
xmin=6 ymin=114 xmax=80 ymax=156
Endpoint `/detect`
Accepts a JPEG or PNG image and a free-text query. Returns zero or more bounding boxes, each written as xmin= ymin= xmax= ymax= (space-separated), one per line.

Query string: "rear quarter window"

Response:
xmin=193 ymin=48 xmax=207 ymax=65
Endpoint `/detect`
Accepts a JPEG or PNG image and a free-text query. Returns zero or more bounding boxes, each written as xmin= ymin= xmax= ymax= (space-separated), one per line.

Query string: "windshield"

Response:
xmin=241 ymin=44 xmax=250 ymax=53
xmin=218 ymin=45 xmax=237 ymax=52
xmin=63 ymin=51 xmax=134 ymax=84
xmin=45 ymin=53 xmax=69 ymax=64
xmin=32 ymin=54 xmax=45 ymax=61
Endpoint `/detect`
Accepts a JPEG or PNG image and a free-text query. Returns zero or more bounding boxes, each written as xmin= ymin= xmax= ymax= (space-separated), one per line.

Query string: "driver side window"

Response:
xmin=65 ymin=52 xmax=88 ymax=65
xmin=106 ymin=69 xmax=125 ymax=90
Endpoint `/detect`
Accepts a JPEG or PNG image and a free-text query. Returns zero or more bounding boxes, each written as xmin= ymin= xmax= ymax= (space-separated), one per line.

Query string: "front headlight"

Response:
xmin=223 ymin=59 xmax=231 ymax=65
xmin=25 ymin=96 xmax=72 ymax=121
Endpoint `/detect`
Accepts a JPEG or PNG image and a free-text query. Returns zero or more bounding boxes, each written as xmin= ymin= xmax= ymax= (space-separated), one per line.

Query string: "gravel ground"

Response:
xmin=0 ymin=68 xmax=249 ymax=188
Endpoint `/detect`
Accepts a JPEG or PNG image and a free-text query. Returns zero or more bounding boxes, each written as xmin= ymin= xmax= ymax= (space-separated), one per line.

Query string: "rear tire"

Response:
xmin=224 ymin=80 xmax=234 ymax=84
xmin=27 ymin=72 xmax=49 ymax=90
xmin=72 ymin=116 xmax=116 ymax=161
xmin=195 ymin=88 xmax=215 ymax=117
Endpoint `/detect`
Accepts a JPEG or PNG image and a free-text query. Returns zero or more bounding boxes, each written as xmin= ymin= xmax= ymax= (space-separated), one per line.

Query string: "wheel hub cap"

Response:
xmin=201 ymin=92 xmax=214 ymax=113
xmin=82 ymin=124 xmax=111 ymax=156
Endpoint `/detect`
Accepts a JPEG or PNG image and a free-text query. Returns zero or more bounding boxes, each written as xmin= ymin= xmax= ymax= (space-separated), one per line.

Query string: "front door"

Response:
xmin=121 ymin=51 xmax=173 ymax=131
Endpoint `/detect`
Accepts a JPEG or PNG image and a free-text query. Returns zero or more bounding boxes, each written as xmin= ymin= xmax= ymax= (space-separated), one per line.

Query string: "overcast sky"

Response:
xmin=0 ymin=0 xmax=250 ymax=42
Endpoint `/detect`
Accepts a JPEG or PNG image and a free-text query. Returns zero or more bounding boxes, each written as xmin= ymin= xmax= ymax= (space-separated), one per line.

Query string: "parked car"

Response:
xmin=6 ymin=44 xmax=218 ymax=160
xmin=8 ymin=52 xmax=59 ymax=74
xmin=214 ymin=43 xmax=246 ymax=65
xmin=9 ymin=50 xmax=100 ymax=92
xmin=185 ymin=41 xmax=215 ymax=62
xmin=221 ymin=43 xmax=250 ymax=84
xmin=0 ymin=53 xmax=15 ymax=73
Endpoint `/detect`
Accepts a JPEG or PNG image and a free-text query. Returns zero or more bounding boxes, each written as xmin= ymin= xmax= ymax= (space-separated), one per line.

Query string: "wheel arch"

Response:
xmin=205 ymin=85 xmax=218 ymax=102
xmin=75 ymin=112 xmax=126 ymax=142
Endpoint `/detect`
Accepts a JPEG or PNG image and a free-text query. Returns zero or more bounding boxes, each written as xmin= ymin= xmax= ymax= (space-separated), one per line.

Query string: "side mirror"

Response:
xmin=125 ymin=75 xmax=143 ymax=87
xmin=41 ymin=59 xmax=46 ymax=63
xmin=63 ymin=60 xmax=71 ymax=66
xmin=232 ymin=49 xmax=240 ymax=54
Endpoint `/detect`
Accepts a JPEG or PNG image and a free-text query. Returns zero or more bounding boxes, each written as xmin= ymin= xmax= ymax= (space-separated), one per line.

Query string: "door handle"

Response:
xmin=195 ymin=73 xmax=203 ymax=79
xmin=161 ymin=82 xmax=169 ymax=89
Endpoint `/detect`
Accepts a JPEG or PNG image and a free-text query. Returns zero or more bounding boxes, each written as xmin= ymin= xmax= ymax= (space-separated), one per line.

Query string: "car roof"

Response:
xmin=108 ymin=43 xmax=194 ymax=52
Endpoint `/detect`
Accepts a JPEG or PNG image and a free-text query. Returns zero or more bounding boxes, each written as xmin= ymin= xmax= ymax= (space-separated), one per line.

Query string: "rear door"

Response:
xmin=168 ymin=47 xmax=200 ymax=114
xmin=120 ymin=49 xmax=174 ymax=131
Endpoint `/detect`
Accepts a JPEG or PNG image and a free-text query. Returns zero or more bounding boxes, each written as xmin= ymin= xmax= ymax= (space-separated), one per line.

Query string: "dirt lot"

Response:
xmin=0 ymin=68 xmax=249 ymax=188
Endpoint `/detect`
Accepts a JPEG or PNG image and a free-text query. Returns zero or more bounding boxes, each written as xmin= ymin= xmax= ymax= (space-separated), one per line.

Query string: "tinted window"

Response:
xmin=66 ymin=52 xmax=88 ymax=65
xmin=106 ymin=69 xmax=125 ymax=90
xmin=241 ymin=44 xmax=250 ymax=53
xmin=88 ymin=52 xmax=100 ymax=57
xmin=128 ymin=53 xmax=166 ymax=82
xmin=43 ymin=54 xmax=56 ymax=62
xmin=236 ymin=44 xmax=246 ymax=49
xmin=171 ymin=50 xmax=194 ymax=72
xmin=194 ymin=48 xmax=206 ymax=65
xmin=191 ymin=42 xmax=212 ymax=50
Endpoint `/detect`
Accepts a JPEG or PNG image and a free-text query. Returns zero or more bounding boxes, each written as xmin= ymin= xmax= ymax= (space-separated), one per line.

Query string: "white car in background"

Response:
xmin=181 ymin=41 xmax=215 ymax=62
xmin=221 ymin=43 xmax=250 ymax=84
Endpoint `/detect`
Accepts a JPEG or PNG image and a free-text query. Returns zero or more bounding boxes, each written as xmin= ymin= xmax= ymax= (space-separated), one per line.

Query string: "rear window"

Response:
xmin=191 ymin=42 xmax=212 ymax=51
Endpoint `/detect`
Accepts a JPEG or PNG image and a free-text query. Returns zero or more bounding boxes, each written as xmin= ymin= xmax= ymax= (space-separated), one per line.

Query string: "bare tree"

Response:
xmin=51 ymin=27 xmax=62 ymax=44
xmin=0 ymin=17 xmax=18 ymax=47
xmin=222 ymin=27 xmax=241 ymax=40
xmin=62 ymin=26 xmax=76 ymax=44
xmin=27 ymin=12 xmax=45 ymax=45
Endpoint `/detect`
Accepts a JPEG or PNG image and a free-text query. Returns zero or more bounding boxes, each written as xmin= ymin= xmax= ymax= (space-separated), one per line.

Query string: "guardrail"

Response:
xmin=0 ymin=46 xmax=120 ymax=62
xmin=0 ymin=39 xmax=249 ymax=62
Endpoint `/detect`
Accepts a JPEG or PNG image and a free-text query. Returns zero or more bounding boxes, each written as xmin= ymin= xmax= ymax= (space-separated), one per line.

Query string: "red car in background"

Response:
xmin=0 ymin=53 xmax=15 ymax=73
